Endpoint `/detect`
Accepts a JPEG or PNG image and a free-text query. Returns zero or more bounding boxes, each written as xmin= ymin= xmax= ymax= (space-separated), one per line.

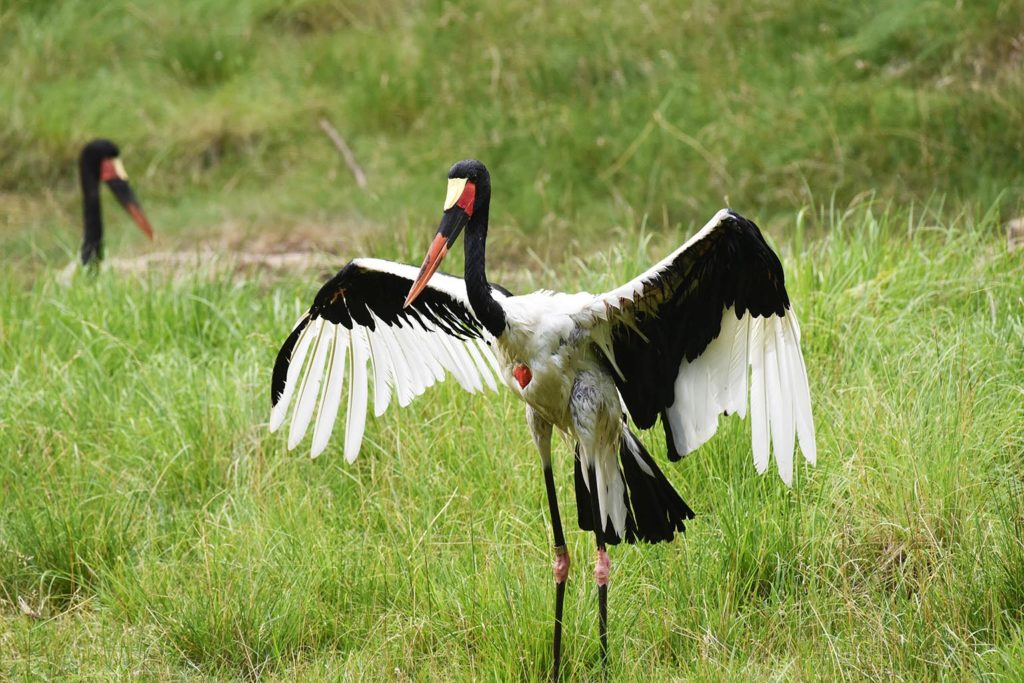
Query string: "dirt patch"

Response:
xmin=55 ymin=218 xmax=383 ymax=283
xmin=56 ymin=248 xmax=338 ymax=286
xmin=1008 ymin=217 xmax=1024 ymax=252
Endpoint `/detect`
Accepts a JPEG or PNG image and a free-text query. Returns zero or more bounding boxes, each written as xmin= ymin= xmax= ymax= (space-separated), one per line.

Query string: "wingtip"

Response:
xmin=780 ymin=471 xmax=794 ymax=487
xmin=269 ymin=406 xmax=285 ymax=433
xmin=802 ymin=441 xmax=818 ymax=466
xmin=714 ymin=208 xmax=734 ymax=224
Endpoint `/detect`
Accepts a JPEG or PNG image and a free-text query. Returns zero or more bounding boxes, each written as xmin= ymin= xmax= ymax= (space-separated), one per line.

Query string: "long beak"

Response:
xmin=403 ymin=208 xmax=469 ymax=308
xmin=105 ymin=178 xmax=155 ymax=240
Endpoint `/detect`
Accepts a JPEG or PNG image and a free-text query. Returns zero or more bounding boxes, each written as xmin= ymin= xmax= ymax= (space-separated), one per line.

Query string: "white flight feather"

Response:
xmin=344 ymin=326 xmax=370 ymax=463
xmin=665 ymin=384 xmax=687 ymax=456
xmin=695 ymin=358 xmax=718 ymax=447
xmin=790 ymin=308 xmax=802 ymax=341
xmin=465 ymin=338 xmax=497 ymax=391
xmin=428 ymin=331 xmax=467 ymax=389
xmin=412 ymin=326 xmax=446 ymax=385
xmin=762 ymin=316 xmax=788 ymax=485
xmin=288 ymin=319 xmax=331 ymax=449
xmin=269 ymin=317 xmax=317 ymax=432
xmin=311 ymin=325 xmax=348 ymax=458
xmin=730 ymin=313 xmax=750 ymax=419
xmin=684 ymin=358 xmax=709 ymax=451
xmin=476 ymin=338 xmax=503 ymax=379
xmin=603 ymin=460 xmax=627 ymax=536
xmin=675 ymin=362 xmax=696 ymax=451
xmin=594 ymin=455 xmax=609 ymax=530
xmin=787 ymin=314 xmax=816 ymax=464
xmin=708 ymin=310 xmax=735 ymax=410
xmin=365 ymin=318 xmax=393 ymax=417
xmin=435 ymin=333 xmax=481 ymax=393
xmin=390 ymin=326 xmax=429 ymax=397
xmin=749 ymin=317 xmax=769 ymax=474
xmin=417 ymin=331 xmax=450 ymax=383
xmin=377 ymin=323 xmax=416 ymax=407
xmin=772 ymin=316 xmax=796 ymax=485
xmin=454 ymin=334 xmax=487 ymax=392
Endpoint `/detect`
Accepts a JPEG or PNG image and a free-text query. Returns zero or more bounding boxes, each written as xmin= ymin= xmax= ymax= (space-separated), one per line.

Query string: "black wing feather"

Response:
xmin=310 ymin=262 xmax=492 ymax=339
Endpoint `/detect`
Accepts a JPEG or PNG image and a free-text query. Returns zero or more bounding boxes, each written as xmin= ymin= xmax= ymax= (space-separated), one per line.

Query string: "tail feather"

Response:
xmin=574 ymin=444 xmax=637 ymax=544
xmin=574 ymin=426 xmax=694 ymax=545
xmin=620 ymin=429 xmax=694 ymax=542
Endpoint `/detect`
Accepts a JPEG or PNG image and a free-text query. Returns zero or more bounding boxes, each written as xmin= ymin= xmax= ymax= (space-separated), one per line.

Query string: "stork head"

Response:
xmin=80 ymin=139 xmax=154 ymax=240
xmin=404 ymin=159 xmax=489 ymax=308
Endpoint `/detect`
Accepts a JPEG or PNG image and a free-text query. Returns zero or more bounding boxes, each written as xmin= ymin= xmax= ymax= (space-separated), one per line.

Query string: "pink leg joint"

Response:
xmin=553 ymin=546 xmax=570 ymax=584
xmin=594 ymin=548 xmax=610 ymax=587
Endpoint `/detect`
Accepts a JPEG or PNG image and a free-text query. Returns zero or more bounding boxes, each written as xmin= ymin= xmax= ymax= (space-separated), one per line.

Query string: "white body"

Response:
xmin=494 ymin=291 xmax=633 ymax=534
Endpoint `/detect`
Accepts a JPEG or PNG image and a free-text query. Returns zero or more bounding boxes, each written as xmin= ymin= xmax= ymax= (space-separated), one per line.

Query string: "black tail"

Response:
xmin=574 ymin=427 xmax=694 ymax=545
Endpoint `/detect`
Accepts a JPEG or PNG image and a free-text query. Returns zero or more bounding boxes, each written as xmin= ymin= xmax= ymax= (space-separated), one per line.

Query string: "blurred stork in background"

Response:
xmin=269 ymin=159 xmax=816 ymax=679
xmin=77 ymin=139 xmax=153 ymax=266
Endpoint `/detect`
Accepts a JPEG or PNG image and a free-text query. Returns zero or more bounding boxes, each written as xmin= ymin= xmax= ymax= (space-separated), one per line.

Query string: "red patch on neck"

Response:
xmin=100 ymin=159 xmax=118 ymax=182
xmin=513 ymin=363 xmax=532 ymax=389
xmin=456 ymin=181 xmax=476 ymax=217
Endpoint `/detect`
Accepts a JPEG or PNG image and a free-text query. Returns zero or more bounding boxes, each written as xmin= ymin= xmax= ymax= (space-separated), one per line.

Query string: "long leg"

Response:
xmin=587 ymin=463 xmax=609 ymax=671
xmin=527 ymin=408 xmax=569 ymax=681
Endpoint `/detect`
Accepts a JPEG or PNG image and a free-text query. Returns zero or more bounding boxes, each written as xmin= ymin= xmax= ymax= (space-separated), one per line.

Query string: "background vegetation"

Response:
xmin=1 ymin=0 xmax=1023 ymax=680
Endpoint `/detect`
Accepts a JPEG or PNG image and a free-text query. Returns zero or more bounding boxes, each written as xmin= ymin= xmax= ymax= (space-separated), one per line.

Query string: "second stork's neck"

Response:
xmin=463 ymin=206 xmax=507 ymax=338
xmin=80 ymin=169 xmax=103 ymax=265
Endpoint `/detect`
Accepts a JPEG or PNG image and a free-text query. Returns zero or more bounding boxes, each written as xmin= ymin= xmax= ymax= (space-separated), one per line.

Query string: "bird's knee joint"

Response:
xmin=553 ymin=545 xmax=570 ymax=584
xmin=594 ymin=548 xmax=610 ymax=586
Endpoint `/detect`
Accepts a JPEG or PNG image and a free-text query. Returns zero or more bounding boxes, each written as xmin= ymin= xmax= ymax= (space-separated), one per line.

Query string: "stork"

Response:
xmin=77 ymin=139 xmax=153 ymax=266
xmin=269 ymin=160 xmax=815 ymax=678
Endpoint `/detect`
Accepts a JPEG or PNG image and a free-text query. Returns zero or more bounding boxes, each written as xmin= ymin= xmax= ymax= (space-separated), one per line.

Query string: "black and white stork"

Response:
xmin=78 ymin=139 xmax=153 ymax=266
xmin=269 ymin=160 xmax=815 ymax=677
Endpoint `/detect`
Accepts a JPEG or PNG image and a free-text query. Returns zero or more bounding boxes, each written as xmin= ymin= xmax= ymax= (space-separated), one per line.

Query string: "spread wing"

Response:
xmin=575 ymin=209 xmax=815 ymax=485
xmin=269 ymin=257 xmax=508 ymax=461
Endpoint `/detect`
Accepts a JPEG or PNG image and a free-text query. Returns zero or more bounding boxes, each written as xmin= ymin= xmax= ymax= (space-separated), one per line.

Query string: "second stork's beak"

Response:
xmin=101 ymin=158 xmax=154 ymax=240
xmin=403 ymin=178 xmax=476 ymax=308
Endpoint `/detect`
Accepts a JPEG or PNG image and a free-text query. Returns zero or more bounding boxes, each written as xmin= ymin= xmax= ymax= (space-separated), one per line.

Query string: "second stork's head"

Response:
xmin=404 ymin=159 xmax=490 ymax=307
xmin=79 ymin=139 xmax=154 ymax=265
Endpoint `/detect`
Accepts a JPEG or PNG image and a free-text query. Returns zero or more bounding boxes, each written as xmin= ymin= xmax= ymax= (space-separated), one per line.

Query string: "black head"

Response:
xmin=80 ymin=138 xmax=121 ymax=171
xmin=403 ymin=159 xmax=492 ymax=307
xmin=447 ymin=159 xmax=490 ymax=184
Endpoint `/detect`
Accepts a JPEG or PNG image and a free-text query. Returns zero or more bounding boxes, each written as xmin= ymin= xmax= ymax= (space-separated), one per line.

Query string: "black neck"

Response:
xmin=463 ymin=201 xmax=507 ymax=338
xmin=80 ymin=166 xmax=103 ymax=265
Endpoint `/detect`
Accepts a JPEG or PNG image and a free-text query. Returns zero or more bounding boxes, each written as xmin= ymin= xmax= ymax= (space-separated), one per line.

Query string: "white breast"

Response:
xmin=496 ymin=290 xmax=597 ymax=428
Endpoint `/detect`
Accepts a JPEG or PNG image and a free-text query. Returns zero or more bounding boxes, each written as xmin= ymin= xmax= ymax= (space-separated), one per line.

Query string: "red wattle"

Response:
xmin=456 ymin=181 xmax=477 ymax=217
xmin=513 ymin=364 xmax=532 ymax=389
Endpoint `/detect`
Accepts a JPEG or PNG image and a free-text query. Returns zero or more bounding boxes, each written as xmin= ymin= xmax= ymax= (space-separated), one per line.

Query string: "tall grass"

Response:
xmin=1 ymin=201 xmax=1022 ymax=679
xmin=2 ymin=0 xmax=1022 ymax=264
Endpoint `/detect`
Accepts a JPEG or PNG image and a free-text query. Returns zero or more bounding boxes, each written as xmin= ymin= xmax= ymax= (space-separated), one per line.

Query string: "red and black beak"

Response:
xmin=404 ymin=178 xmax=476 ymax=308
xmin=101 ymin=157 xmax=154 ymax=240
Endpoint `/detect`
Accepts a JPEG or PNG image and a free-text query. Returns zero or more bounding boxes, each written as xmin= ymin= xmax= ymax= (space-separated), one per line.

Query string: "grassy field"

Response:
xmin=2 ymin=203 xmax=1022 ymax=680
xmin=2 ymin=1 xmax=1024 ymax=681
xmin=2 ymin=0 xmax=1023 ymax=260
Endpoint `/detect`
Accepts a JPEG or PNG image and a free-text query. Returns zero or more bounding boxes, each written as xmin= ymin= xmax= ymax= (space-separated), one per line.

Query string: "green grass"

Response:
xmin=2 ymin=1 xmax=1024 ymax=679
xmin=1 ymin=0 xmax=1022 ymax=264
xmin=2 ymin=201 xmax=1023 ymax=680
